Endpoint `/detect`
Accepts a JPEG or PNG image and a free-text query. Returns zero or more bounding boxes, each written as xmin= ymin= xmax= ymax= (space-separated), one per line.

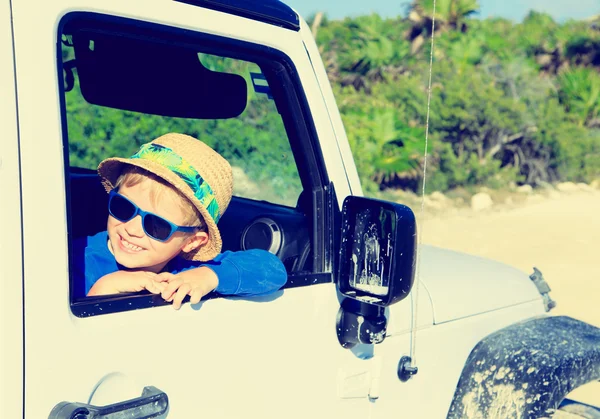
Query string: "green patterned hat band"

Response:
xmin=130 ymin=143 xmax=221 ymax=223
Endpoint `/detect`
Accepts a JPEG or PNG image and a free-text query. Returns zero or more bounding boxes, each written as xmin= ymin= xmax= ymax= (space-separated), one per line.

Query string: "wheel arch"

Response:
xmin=447 ymin=316 xmax=600 ymax=419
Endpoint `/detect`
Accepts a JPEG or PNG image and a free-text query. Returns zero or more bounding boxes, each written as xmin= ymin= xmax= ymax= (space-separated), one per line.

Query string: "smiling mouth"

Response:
xmin=118 ymin=235 xmax=145 ymax=253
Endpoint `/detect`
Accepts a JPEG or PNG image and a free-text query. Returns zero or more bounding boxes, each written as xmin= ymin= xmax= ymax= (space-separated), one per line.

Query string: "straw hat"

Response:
xmin=97 ymin=133 xmax=233 ymax=261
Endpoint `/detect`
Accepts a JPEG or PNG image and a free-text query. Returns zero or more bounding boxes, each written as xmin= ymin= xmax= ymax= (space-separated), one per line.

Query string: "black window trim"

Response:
xmin=57 ymin=12 xmax=334 ymax=317
xmin=173 ymin=0 xmax=301 ymax=32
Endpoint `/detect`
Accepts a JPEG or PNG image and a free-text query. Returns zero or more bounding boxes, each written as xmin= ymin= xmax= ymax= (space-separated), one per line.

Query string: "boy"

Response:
xmin=72 ymin=133 xmax=288 ymax=309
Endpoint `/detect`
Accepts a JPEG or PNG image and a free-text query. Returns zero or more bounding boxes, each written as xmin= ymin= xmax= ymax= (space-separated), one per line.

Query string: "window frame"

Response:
xmin=57 ymin=12 xmax=335 ymax=317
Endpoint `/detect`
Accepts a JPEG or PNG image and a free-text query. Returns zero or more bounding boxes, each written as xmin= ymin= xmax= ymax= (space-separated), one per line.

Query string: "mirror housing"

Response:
xmin=337 ymin=196 xmax=417 ymax=307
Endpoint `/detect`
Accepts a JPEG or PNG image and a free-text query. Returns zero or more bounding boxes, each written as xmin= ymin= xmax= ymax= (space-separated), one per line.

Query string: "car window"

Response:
xmin=59 ymin=14 xmax=324 ymax=316
xmin=62 ymin=37 xmax=302 ymax=208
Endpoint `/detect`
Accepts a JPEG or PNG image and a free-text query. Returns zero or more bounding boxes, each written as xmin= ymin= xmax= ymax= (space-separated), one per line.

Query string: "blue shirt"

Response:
xmin=72 ymin=231 xmax=287 ymax=298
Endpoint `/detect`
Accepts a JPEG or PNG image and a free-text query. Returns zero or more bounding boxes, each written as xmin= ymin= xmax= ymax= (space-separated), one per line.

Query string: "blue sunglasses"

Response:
xmin=108 ymin=190 xmax=200 ymax=242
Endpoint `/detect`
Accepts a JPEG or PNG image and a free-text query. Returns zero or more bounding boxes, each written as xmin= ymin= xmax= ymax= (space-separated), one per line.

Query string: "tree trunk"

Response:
xmin=411 ymin=34 xmax=425 ymax=55
xmin=311 ymin=12 xmax=323 ymax=38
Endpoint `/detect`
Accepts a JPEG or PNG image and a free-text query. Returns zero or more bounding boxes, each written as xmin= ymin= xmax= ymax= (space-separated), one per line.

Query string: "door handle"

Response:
xmin=49 ymin=385 xmax=168 ymax=419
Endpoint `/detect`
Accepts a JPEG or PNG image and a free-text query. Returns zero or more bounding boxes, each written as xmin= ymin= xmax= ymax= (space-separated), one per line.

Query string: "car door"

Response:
xmin=12 ymin=1 xmax=374 ymax=417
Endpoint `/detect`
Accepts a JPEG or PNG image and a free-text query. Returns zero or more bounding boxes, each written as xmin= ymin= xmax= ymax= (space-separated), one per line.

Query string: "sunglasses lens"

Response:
xmin=143 ymin=214 xmax=173 ymax=241
xmin=109 ymin=193 xmax=136 ymax=222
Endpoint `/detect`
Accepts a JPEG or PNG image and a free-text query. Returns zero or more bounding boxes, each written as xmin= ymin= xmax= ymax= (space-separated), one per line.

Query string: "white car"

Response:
xmin=1 ymin=0 xmax=598 ymax=418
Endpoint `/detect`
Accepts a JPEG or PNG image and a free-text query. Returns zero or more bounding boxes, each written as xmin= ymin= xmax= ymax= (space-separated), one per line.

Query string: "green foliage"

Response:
xmin=474 ymin=18 xmax=517 ymax=61
xmin=565 ymin=33 xmax=600 ymax=65
xmin=317 ymin=4 xmax=600 ymax=192
xmin=557 ymin=68 xmax=600 ymax=126
xmin=518 ymin=11 xmax=559 ymax=55
xmin=426 ymin=61 xmax=527 ymax=187
xmin=530 ymin=98 xmax=600 ymax=182
xmin=337 ymin=85 xmax=426 ymax=191
xmin=317 ymin=14 xmax=412 ymax=76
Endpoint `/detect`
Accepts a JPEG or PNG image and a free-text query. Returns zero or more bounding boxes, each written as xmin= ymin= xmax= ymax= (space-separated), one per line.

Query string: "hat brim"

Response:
xmin=98 ymin=157 xmax=222 ymax=261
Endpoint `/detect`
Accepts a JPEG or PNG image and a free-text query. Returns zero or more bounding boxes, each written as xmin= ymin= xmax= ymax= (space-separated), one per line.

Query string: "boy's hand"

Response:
xmin=87 ymin=271 xmax=167 ymax=296
xmin=157 ymin=267 xmax=219 ymax=310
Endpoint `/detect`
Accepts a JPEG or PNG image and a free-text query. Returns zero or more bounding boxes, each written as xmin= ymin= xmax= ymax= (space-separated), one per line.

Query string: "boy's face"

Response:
xmin=106 ymin=180 xmax=207 ymax=272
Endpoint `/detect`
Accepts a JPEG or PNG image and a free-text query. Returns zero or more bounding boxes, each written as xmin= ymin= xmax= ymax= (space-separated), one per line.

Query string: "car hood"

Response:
xmin=417 ymin=245 xmax=543 ymax=324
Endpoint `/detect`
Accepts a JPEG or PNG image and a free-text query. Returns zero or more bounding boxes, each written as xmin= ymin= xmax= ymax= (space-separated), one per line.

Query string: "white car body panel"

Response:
xmin=419 ymin=245 xmax=543 ymax=324
xmin=374 ymin=300 xmax=546 ymax=418
xmin=2 ymin=0 xmax=553 ymax=417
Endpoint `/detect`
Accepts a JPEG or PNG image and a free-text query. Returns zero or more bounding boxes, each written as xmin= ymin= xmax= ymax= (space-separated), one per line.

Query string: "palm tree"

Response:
xmin=412 ymin=0 xmax=479 ymax=30
xmin=320 ymin=14 xmax=412 ymax=92
xmin=370 ymin=110 xmax=426 ymax=189
xmin=405 ymin=0 xmax=480 ymax=54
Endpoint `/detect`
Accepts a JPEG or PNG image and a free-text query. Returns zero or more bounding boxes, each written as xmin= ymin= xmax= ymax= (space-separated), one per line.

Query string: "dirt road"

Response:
xmin=420 ymin=190 xmax=600 ymax=406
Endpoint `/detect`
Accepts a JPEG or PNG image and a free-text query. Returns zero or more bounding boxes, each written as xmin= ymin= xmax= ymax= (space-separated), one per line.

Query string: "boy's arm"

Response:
xmin=158 ymin=249 xmax=288 ymax=309
xmin=87 ymin=270 xmax=166 ymax=296
xmin=208 ymin=249 xmax=288 ymax=296
xmin=169 ymin=249 xmax=288 ymax=297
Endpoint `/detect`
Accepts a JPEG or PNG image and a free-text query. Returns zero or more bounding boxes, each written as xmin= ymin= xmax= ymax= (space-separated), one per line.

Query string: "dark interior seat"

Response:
xmin=69 ymin=172 xmax=110 ymax=239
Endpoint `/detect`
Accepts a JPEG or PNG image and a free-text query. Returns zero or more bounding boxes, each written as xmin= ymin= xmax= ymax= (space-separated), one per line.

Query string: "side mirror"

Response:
xmin=337 ymin=196 xmax=417 ymax=307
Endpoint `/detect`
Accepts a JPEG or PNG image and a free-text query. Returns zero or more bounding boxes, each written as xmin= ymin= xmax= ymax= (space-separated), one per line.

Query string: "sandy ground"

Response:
xmin=420 ymin=190 xmax=600 ymax=407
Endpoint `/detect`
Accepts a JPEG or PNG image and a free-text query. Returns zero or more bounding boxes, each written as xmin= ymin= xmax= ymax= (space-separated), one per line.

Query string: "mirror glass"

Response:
xmin=349 ymin=207 xmax=395 ymax=297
